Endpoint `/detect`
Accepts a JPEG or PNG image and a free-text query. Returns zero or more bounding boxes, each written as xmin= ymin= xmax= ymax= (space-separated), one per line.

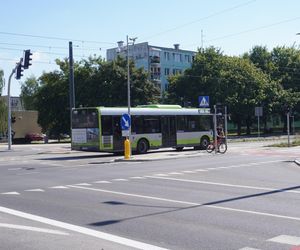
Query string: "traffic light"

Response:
xmin=23 ymin=49 xmax=32 ymax=69
xmin=16 ymin=64 xmax=23 ymax=80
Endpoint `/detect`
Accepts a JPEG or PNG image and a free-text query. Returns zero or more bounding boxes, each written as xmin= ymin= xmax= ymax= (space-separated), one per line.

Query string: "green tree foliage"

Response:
xmin=20 ymin=76 xmax=39 ymax=110
xmin=34 ymin=56 xmax=159 ymax=137
xmin=247 ymin=45 xmax=300 ymax=131
xmin=168 ymin=47 xmax=271 ymax=135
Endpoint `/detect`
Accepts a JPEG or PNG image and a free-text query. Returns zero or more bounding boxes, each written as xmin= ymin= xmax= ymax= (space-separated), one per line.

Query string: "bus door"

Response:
xmin=112 ymin=116 xmax=123 ymax=151
xmin=161 ymin=116 xmax=177 ymax=147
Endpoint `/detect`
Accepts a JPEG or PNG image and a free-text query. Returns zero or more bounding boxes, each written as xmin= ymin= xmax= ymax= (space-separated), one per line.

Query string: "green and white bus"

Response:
xmin=71 ymin=105 xmax=213 ymax=154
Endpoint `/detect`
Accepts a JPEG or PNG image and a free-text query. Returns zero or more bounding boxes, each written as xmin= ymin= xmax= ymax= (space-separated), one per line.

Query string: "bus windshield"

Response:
xmin=72 ymin=109 xmax=98 ymax=128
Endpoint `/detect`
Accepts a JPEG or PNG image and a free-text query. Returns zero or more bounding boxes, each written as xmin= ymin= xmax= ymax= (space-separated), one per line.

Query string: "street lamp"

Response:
xmin=117 ymin=36 xmax=137 ymax=158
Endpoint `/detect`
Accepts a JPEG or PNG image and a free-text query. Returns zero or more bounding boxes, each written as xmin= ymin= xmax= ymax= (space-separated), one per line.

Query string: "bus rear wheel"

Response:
xmin=136 ymin=139 xmax=149 ymax=154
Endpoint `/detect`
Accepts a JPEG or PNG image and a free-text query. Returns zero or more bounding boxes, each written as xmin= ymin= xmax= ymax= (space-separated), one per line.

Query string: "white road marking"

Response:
xmin=73 ymin=183 xmax=91 ymax=186
xmin=112 ymin=179 xmax=128 ymax=182
xmin=49 ymin=186 xmax=69 ymax=189
xmin=93 ymin=181 xmax=111 ymax=184
xmin=67 ymin=185 xmax=300 ymax=223
xmin=17 ymin=172 xmax=40 ymax=176
xmin=1 ymin=192 xmax=20 ymax=195
xmin=206 ymin=160 xmax=283 ymax=171
xmin=267 ymin=235 xmax=300 ymax=245
xmin=148 ymin=176 xmax=300 ymax=194
xmin=168 ymin=172 xmax=183 ymax=175
xmin=239 ymin=247 xmax=261 ymax=250
xmin=8 ymin=168 xmax=22 ymax=171
xmin=0 ymin=223 xmax=69 ymax=236
xmin=25 ymin=189 xmax=45 ymax=192
xmin=195 ymin=169 xmax=208 ymax=172
xmin=130 ymin=177 xmax=146 ymax=180
xmin=182 ymin=171 xmax=197 ymax=173
xmin=0 ymin=206 xmax=168 ymax=250
xmin=153 ymin=174 xmax=169 ymax=177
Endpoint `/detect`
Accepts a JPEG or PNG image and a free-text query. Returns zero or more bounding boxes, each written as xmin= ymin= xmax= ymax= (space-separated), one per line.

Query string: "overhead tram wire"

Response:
xmin=184 ymin=16 xmax=300 ymax=48
xmin=207 ymin=16 xmax=300 ymax=43
xmin=0 ymin=31 xmax=115 ymax=45
xmin=0 ymin=41 xmax=102 ymax=51
xmin=140 ymin=0 xmax=256 ymax=41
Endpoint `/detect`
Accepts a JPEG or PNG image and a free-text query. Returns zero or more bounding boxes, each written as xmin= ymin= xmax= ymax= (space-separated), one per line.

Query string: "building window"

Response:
xmin=164 ymin=52 xmax=170 ymax=61
xmin=173 ymin=53 xmax=180 ymax=62
xmin=185 ymin=55 xmax=190 ymax=63
xmin=164 ymin=68 xmax=170 ymax=75
xmin=172 ymin=68 xmax=182 ymax=75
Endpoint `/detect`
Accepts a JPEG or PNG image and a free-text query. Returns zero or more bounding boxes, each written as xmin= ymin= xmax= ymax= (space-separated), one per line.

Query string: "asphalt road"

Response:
xmin=0 ymin=141 xmax=300 ymax=250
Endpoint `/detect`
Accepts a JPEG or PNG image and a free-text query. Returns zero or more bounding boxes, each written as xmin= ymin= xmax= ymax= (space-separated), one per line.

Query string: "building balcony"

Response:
xmin=150 ymin=56 xmax=160 ymax=64
xmin=150 ymin=73 xmax=161 ymax=81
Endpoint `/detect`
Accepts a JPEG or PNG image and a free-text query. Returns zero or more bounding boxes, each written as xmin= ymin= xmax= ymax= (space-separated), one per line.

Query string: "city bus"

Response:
xmin=71 ymin=105 xmax=213 ymax=154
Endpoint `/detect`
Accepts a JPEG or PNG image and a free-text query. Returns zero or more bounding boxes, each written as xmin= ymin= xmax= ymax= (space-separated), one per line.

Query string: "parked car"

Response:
xmin=25 ymin=133 xmax=44 ymax=143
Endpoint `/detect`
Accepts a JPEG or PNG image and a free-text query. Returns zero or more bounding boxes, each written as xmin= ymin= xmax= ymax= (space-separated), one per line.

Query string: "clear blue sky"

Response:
xmin=1 ymin=0 xmax=300 ymax=96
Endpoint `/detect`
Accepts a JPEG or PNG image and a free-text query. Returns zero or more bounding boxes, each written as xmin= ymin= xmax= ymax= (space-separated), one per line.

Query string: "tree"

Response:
xmin=167 ymin=47 xmax=270 ymax=135
xmin=247 ymin=45 xmax=300 ymax=132
xmin=35 ymin=71 xmax=69 ymax=138
xmin=34 ymin=56 xmax=159 ymax=137
xmin=20 ymin=76 xmax=39 ymax=110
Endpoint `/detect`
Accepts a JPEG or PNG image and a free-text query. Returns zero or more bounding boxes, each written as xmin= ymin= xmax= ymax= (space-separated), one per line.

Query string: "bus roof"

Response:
xmin=137 ymin=104 xmax=182 ymax=109
xmin=92 ymin=107 xmax=211 ymax=116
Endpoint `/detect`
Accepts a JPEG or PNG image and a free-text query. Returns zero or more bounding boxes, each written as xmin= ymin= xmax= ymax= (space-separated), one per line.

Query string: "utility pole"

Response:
xmin=69 ymin=41 xmax=75 ymax=129
xmin=7 ymin=59 xmax=22 ymax=150
xmin=201 ymin=30 xmax=204 ymax=50
xmin=287 ymin=111 xmax=290 ymax=147
xmin=213 ymin=105 xmax=217 ymax=154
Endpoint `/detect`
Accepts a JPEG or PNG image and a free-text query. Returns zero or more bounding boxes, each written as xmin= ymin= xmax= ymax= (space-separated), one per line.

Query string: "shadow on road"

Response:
xmin=88 ymin=184 xmax=300 ymax=227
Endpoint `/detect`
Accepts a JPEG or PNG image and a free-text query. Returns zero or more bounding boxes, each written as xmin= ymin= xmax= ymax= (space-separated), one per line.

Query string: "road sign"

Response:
xmin=255 ymin=107 xmax=263 ymax=117
xmin=121 ymin=113 xmax=131 ymax=130
xmin=199 ymin=96 xmax=209 ymax=107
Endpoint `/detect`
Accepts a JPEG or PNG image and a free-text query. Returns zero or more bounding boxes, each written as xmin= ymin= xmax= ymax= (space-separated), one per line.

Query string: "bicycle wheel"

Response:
xmin=218 ymin=142 xmax=227 ymax=154
xmin=206 ymin=143 xmax=214 ymax=153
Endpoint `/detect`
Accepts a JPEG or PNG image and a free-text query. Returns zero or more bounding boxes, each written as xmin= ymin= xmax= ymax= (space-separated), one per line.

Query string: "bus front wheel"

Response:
xmin=200 ymin=136 xmax=210 ymax=150
xmin=136 ymin=139 xmax=149 ymax=154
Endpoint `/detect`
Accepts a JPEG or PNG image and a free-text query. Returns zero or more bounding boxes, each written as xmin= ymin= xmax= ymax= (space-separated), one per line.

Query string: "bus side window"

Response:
xmin=132 ymin=116 xmax=144 ymax=134
xmin=177 ymin=116 xmax=185 ymax=131
xmin=101 ymin=116 xmax=113 ymax=135
xmin=144 ymin=116 xmax=160 ymax=133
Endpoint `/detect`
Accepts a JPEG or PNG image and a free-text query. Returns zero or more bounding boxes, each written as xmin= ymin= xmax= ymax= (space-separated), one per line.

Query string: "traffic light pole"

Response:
xmin=7 ymin=67 xmax=16 ymax=150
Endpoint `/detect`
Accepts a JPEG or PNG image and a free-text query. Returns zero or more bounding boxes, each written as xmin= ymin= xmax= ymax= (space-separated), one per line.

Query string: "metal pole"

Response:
xmin=224 ymin=106 xmax=228 ymax=145
xmin=7 ymin=64 xmax=18 ymax=150
xmin=214 ymin=105 xmax=217 ymax=154
xmin=287 ymin=112 xmax=290 ymax=147
xmin=69 ymin=41 xmax=75 ymax=132
xmin=292 ymin=116 xmax=295 ymax=135
xmin=127 ymin=35 xmax=131 ymax=156
xmin=258 ymin=115 xmax=260 ymax=138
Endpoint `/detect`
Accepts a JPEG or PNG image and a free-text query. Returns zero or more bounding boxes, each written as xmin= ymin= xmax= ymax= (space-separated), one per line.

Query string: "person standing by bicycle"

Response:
xmin=216 ymin=126 xmax=225 ymax=144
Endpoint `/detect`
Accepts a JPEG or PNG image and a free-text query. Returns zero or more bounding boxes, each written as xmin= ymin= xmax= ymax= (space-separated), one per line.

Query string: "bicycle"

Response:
xmin=206 ymin=138 xmax=227 ymax=154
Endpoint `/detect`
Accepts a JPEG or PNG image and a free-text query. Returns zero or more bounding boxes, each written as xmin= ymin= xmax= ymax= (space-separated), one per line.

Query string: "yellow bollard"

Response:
xmin=124 ymin=138 xmax=131 ymax=160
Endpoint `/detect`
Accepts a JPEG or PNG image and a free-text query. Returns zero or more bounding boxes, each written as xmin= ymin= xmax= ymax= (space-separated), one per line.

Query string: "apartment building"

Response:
xmin=106 ymin=42 xmax=196 ymax=95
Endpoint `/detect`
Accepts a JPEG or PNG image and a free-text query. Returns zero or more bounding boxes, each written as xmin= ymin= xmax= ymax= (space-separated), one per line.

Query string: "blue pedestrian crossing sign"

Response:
xmin=121 ymin=113 xmax=131 ymax=130
xmin=198 ymin=96 xmax=209 ymax=107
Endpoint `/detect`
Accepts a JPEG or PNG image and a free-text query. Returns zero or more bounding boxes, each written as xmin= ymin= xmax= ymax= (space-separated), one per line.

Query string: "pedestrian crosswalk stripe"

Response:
xmin=1 ymin=192 xmax=20 ymax=195
xmin=25 ymin=189 xmax=44 ymax=192
xmin=268 ymin=235 xmax=300 ymax=245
